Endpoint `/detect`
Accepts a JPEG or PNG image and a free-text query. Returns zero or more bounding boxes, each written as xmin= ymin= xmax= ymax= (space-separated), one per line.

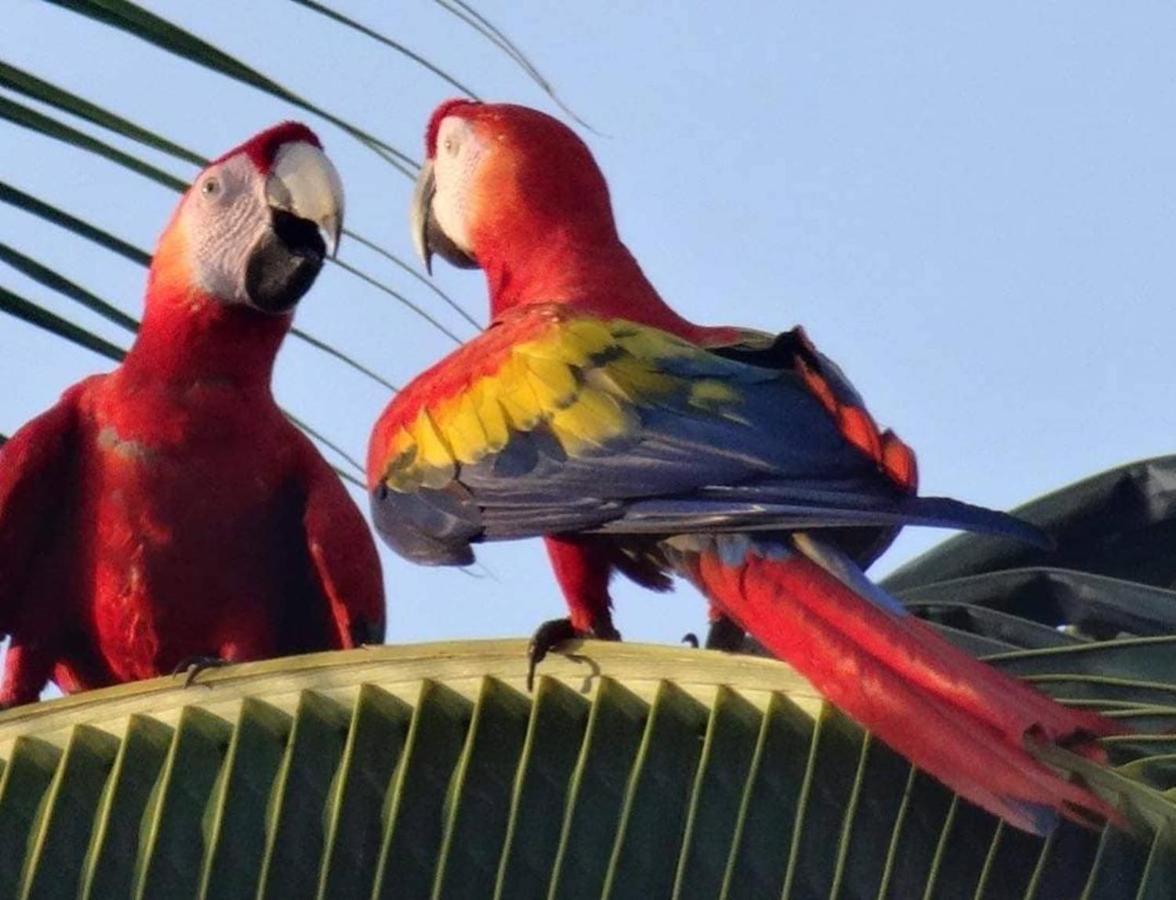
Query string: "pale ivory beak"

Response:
xmin=267 ymin=141 xmax=345 ymax=257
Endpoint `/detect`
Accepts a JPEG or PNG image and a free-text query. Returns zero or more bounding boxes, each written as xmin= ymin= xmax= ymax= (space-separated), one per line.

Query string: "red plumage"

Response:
xmin=0 ymin=123 xmax=383 ymax=707
xmin=214 ymin=120 xmax=322 ymax=170
xmin=679 ymin=541 xmax=1118 ymax=831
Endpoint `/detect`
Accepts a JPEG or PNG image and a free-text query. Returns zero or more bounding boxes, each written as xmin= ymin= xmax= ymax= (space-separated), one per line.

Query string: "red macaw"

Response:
xmin=367 ymin=101 xmax=1122 ymax=833
xmin=0 ymin=123 xmax=384 ymax=708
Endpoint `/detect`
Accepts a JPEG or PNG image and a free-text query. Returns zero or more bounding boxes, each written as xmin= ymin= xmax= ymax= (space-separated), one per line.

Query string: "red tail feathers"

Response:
xmin=685 ymin=538 xmax=1124 ymax=834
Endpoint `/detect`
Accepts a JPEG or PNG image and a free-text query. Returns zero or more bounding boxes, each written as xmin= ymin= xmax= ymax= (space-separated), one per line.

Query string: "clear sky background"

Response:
xmin=1 ymin=3 xmax=1173 ymax=673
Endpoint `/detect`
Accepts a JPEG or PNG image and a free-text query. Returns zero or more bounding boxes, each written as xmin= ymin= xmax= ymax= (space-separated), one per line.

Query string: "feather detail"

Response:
xmin=368 ymin=309 xmax=1044 ymax=563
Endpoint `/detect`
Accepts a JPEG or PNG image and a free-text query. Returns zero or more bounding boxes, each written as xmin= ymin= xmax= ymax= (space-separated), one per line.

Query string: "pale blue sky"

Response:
xmin=1 ymin=3 xmax=1173 ymax=663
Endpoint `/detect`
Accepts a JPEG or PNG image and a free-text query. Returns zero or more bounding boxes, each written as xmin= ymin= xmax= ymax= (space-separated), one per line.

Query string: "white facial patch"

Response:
xmin=183 ymin=154 xmax=270 ymax=306
xmin=431 ymin=116 xmax=483 ymax=255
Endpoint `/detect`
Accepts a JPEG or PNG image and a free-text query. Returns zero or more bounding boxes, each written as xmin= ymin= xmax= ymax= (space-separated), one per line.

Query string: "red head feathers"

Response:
xmin=211 ymin=121 xmax=323 ymax=172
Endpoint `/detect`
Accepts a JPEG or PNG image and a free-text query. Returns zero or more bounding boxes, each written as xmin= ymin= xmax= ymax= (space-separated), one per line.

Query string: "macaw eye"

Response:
xmin=201 ymin=177 xmax=220 ymax=196
xmin=443 ymin=136 xmax=457 ymax=155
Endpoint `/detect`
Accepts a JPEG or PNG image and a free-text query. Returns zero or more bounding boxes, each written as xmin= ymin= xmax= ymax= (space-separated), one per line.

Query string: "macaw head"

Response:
xmin=150 ymin=122 xmax=344 ymax=316
xmin=410 ymin=100 xmax=616 ymax=277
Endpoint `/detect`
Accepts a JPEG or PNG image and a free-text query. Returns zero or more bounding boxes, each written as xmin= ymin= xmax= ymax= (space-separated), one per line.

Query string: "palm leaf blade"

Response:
xmin=0 ymin=640 xmax=1168 ymax=898
xmin=0 ymin=180 xmax=151 ymax=267
xmin=289 ymin=0 xmax=480 ymax=101
xmin=0 ymin=242 xmax=138 ymax=333
xmin=0 ymin=60 xmax=204 ymax=166
xmin=46 ymin=0 xmax=417 ymax=174
xmin=0 ymin=284 xmax=126 ymax=362
xmin=0 ymin=92 xmax=186 ymax=191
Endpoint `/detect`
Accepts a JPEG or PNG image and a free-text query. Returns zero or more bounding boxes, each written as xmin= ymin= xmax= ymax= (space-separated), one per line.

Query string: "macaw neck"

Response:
xmin=483 ymin=236 xmax=710 ymax=342
xmin=120 ymin=282 xmax=289 ymax=390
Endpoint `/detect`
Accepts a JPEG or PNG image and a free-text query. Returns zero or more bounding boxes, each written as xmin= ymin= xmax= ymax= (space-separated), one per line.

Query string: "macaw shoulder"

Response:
xmin=367 ymin=305 xmax=760 ymax=491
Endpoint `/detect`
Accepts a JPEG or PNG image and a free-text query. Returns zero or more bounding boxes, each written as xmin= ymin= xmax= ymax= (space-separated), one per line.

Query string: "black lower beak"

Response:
xmin=411 ymin=160 xmax=479 ymax=274
xmin=424 ymin=207 xmax=479 ymax=273
xmin=245 ymin=209 xmax=326 ymax=314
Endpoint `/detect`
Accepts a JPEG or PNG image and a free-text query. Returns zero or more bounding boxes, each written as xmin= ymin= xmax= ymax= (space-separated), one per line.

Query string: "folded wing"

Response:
xmin=368 ymin=306 xmax=1042 ymax=566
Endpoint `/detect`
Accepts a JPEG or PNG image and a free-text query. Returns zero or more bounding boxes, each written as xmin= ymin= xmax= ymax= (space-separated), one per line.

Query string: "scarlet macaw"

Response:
xmin=0 ymin=123 xmax=384 ymax=707
xmin=367 ymin=101 xmax=1120 ymax=833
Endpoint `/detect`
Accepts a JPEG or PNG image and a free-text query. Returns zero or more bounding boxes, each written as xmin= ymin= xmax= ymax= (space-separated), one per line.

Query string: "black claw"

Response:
xmin=594 ymin=619 xmax=621 ymax=642
xmin=172 ymin=655 xmax=230 ymax=688
xmin=682 ymin=633 xmax=700 ymax=649
xmin=527 ymin=618 xmax=580 ymax=692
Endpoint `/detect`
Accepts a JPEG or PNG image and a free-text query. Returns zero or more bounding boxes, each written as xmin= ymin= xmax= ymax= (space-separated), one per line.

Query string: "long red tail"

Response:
xmin=679 ymin=535 xmax=1124 ymax=834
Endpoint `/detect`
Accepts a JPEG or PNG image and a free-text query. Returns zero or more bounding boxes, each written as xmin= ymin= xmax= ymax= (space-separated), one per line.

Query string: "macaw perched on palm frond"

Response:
xmin=0 ymin=123 xmax=384 ymax=707
xmin=367 ymin=100 xmax=1124 ymax=834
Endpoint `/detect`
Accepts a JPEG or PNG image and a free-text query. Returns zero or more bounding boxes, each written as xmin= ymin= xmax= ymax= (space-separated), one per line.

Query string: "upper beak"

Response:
xmin=267 ymin=142 xmax=345 ymax=258
xmin=410 ymin=159 xmax=436 ymax=274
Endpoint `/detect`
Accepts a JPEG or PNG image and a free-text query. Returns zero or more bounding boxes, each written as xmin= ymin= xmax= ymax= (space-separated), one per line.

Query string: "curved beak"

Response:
xmin=266 ymin=142 xmax=345 ymax=258
xmin=409 ymin=158 xmax=479 ymax=276
xmin=410 ymin=159 xmax=436 ymax=274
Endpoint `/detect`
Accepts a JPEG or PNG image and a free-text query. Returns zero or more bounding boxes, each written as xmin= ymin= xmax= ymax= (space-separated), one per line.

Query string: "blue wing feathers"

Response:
xmin=371 ymin=321 xmax=1043 ymax=565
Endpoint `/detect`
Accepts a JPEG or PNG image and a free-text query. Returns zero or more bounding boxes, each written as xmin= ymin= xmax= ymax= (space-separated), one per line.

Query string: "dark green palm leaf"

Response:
xmin=1 ymin=87 xmax=472 ymax=344
xmin=0 ymin=180 xmax=151 ymax=266
xmin=45 ymin=0 xmax=418 ymax=175
xmin=0 ymin=283 xmax=125 ymax=362
xmin=0 ymin=635 xmax=1170 ymax=899
xmin=0 ymin=464 xmax=1171 ymax=896
xmin=0 ymin=91 xmax=187 ymax=191
xmin=0 ymin=242 xmax=139 ymax=332
xmin=432 ymin=0 xmax=596 ymax=132
xmin=0 ymin=59 xmax=204 ymax=166
xmin=0 ymin=228 xmax=399 ymax=391
xmin=289 ymin=0 xmax=480 ymax=101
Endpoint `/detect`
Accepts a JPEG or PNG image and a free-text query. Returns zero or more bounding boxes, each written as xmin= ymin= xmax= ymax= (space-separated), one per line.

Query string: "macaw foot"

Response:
xmin=172 ymin=655 xmax=231 ymax=688
xmin=527 ymin=616 xmax=621 ymax=691
xmin=682 ymin=617 xmax=747 ymax=652
xmin=704 ymin=616 xmax=747 ymax=652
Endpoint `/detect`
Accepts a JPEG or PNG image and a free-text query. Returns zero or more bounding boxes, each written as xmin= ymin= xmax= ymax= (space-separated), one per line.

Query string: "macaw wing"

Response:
xmin=0 ymin=387 xmax=82 ymax=632
xmin=293 ymin=440 xmax=387 ymax=650
xmin=368 ymin=306 xmax=1038 ymax=566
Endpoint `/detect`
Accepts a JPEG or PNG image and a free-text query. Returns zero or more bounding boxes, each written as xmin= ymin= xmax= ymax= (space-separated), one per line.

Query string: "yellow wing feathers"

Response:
xmin=379 ymin=316 xmax=744 ymax=491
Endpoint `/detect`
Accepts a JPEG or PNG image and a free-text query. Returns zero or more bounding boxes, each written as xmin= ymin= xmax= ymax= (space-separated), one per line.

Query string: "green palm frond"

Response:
xmin=0 ymin=59 xmax=204 ymax=166
xmin=0 ymin=284 xmax=126 ymax=362
xmin=290 ymin=0 xmax=481 ymax=101
xmin=0 ymin=91 xmax=187 ymax=190
xmin=431 ymin=0 xmax=596 ymax=131
xmin=45 ymin=0 xmax=418 ymax=174
xmin=0 ymin=641 xmax=1168 ymax=899
xmin=0 ymin=180 xmax=152 ymax=265
xmin=0 ymin=461 xmax=1174 ymax=896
